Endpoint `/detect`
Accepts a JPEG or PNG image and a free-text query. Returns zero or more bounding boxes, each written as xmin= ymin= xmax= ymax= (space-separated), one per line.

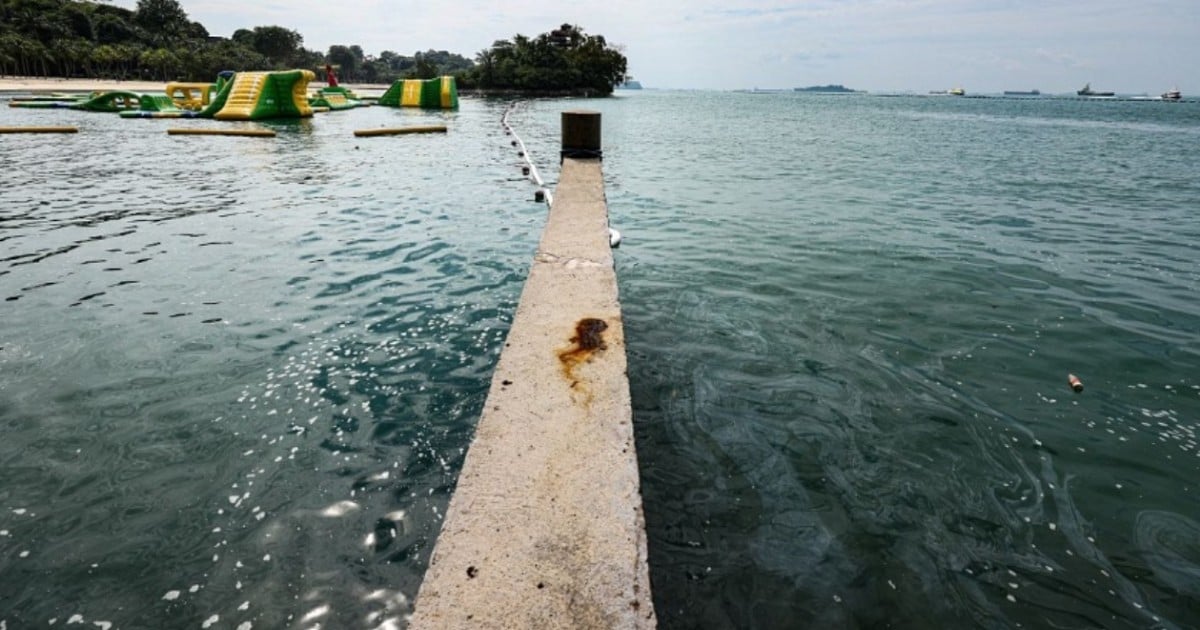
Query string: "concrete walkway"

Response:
xmin=409 ymin=153 xmax=656 ymax=628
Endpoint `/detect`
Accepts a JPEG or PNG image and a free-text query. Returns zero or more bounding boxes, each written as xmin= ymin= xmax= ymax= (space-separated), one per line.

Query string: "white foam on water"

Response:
xmin=301 ymin=605 xmax=330 ymax=623
xmin=321 ymin=500 xmax=360 ymax=517
xmin=201 ymin=614 xmax=218 ymax=628
xmin=162 ymin=590 xmax=181 ymax=601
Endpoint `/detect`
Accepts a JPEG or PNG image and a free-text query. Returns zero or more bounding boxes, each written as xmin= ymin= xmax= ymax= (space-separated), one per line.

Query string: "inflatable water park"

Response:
xmin=8 ymin=67 xmax=459 ymax=121
xmin=378 ymin=76 xmax=459 ymax=109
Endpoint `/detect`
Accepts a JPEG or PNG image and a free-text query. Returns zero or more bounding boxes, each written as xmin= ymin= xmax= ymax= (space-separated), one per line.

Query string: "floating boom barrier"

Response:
xmin=167 ymin=128 xmax=276 ymax=137
xmin=0 ymin=126 xmax=79 ymax=134
xmin=353 ymin=125 xmax=448 ymax=137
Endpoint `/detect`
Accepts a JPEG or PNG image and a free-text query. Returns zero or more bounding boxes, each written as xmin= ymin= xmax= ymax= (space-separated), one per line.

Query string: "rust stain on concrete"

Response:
xmin=558 ymin=318 xmax=608 ymax=387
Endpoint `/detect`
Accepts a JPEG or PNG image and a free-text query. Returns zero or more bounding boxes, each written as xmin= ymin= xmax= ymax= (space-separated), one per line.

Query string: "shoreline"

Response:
xmin=0 ymin=77 xmax=617 ymax=99
xmin=0 ymin=76 xmax=388 ymax=94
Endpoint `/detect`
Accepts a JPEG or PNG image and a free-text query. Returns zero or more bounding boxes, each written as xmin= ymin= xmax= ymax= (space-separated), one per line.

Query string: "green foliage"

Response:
xmin=326 ymin=47 xmax=472 ymax=84
xmin=465 ymin=24 xmax=627 ymax=94
xmin=0 ymin=0 xmax=302 ymax=80
xmin=133 ymin=0 xmax=189 ymax=43
xmin=0 ymin=1 xmax=624 ymax=96
xmin=246 ymin=25 xmax=304 ymax=66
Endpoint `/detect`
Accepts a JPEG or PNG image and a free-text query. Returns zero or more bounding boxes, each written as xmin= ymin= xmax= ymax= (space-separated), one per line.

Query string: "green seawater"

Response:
xmin=3 ymin=91 xmax=1200 ymax=629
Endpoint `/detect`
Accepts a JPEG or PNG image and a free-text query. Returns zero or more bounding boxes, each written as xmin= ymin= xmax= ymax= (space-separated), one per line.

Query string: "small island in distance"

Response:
xmin=794 ymin=84 xmax=862 ymax=93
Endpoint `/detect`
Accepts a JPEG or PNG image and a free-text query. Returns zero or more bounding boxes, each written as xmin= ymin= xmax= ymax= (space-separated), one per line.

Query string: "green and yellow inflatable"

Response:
xmin=378 ymin=77 xmax=458 ymax=109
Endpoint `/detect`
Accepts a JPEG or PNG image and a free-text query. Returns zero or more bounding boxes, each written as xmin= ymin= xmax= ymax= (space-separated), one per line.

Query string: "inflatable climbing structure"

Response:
xmin=10 ymin=70 xmax=315 ymax=121
xmin=378 ymin=77 xmax=458 ymax=109
xmin=214 ymin=70 xmax=315 ymax=120
xmin=309 ymin=86 xmax=363 ymax=111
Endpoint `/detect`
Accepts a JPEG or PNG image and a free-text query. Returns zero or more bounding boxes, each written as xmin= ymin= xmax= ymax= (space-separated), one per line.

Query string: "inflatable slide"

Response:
xmin=213 ymin=69 xmax=315 ymax=120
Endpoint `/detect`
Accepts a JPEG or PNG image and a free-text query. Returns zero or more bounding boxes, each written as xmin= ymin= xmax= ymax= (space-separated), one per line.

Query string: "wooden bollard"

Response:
xmin=167 ymin=128 xmax=276 ymax=137
xmin=0 ymin=126 xmax=78 ymax=134
xmin=561 ymin=110 xmax=601 ymax=160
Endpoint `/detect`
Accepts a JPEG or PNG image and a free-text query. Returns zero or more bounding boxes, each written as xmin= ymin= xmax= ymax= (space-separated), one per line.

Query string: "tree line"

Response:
xmin=0 ymin=0 xmax=627 ymax=94
xmin=471 ymin=24 xmax=627 ymax=95
xmin=0 ymin=0 xmax=471 ymax=83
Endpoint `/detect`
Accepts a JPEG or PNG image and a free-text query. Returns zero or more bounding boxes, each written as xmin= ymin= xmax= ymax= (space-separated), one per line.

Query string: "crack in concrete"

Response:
xmin=534 ymin=251 xmax=607 ymax=269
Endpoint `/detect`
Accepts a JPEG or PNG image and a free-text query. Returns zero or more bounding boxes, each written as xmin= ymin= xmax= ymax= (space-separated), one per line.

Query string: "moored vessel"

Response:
xmin=1077 ymin=83 xmax=1115 ymax=97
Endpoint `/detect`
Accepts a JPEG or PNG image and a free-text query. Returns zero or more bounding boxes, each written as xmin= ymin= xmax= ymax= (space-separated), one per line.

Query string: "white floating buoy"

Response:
xmin=609 ymin=228 xmax=622 ymax=248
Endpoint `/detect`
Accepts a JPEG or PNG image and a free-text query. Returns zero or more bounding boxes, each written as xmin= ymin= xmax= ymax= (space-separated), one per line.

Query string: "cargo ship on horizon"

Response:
xmin=1077 ymin=83 xmax=1115 ymax=97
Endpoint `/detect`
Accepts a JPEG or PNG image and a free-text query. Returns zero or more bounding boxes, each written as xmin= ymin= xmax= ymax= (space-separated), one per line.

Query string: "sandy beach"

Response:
xmin=0 ymin=77 xmax=188 ymax=93
xmin=0 ymin=76 xmax=384 ymax=94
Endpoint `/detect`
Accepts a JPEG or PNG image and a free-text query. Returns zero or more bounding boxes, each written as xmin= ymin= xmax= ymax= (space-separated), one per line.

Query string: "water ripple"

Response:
xmin=0 ymin=98 xmax=534 ymax=627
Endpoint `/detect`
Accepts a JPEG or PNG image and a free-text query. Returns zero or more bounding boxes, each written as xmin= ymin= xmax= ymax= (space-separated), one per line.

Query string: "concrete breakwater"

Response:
xmin=410 ymin=111 xmax=656 ymax=629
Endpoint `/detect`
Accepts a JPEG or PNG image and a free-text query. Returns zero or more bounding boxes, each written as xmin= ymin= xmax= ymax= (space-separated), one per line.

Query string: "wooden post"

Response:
xmin=561 ymin=110 xmax=602 ymax=161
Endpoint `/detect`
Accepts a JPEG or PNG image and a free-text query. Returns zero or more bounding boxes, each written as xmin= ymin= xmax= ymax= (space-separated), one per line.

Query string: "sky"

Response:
xmin=109 ymin=0 xmax=1198 ymax=94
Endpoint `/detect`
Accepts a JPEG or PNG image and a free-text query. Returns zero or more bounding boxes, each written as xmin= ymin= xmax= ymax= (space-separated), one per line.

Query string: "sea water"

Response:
xmin=2 ymin=91 xmax=1199 ymax=629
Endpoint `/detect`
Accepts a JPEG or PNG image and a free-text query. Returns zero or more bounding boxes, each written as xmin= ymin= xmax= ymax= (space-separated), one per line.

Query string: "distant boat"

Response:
xmin=1003 ymin=89 xmax=1040 ymax=96
xmin=948 ymin=87 xmax=965 ymax=96
xmin=1162 ymin=87 xmax=1182 ymax=100
xmin=1077 ymin=83 xmax=1115 ymax=97
xmin=794 ymin=84 xmax=861 ymax=94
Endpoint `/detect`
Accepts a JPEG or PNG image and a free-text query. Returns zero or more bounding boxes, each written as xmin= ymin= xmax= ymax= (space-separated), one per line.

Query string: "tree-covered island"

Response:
xmin=0 ymin=0 xmax=627 ymax=95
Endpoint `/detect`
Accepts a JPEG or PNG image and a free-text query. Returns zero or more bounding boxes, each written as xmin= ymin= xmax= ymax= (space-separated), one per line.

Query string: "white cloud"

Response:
xmin=107 ymin=0 xmax=1198 ymax=92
